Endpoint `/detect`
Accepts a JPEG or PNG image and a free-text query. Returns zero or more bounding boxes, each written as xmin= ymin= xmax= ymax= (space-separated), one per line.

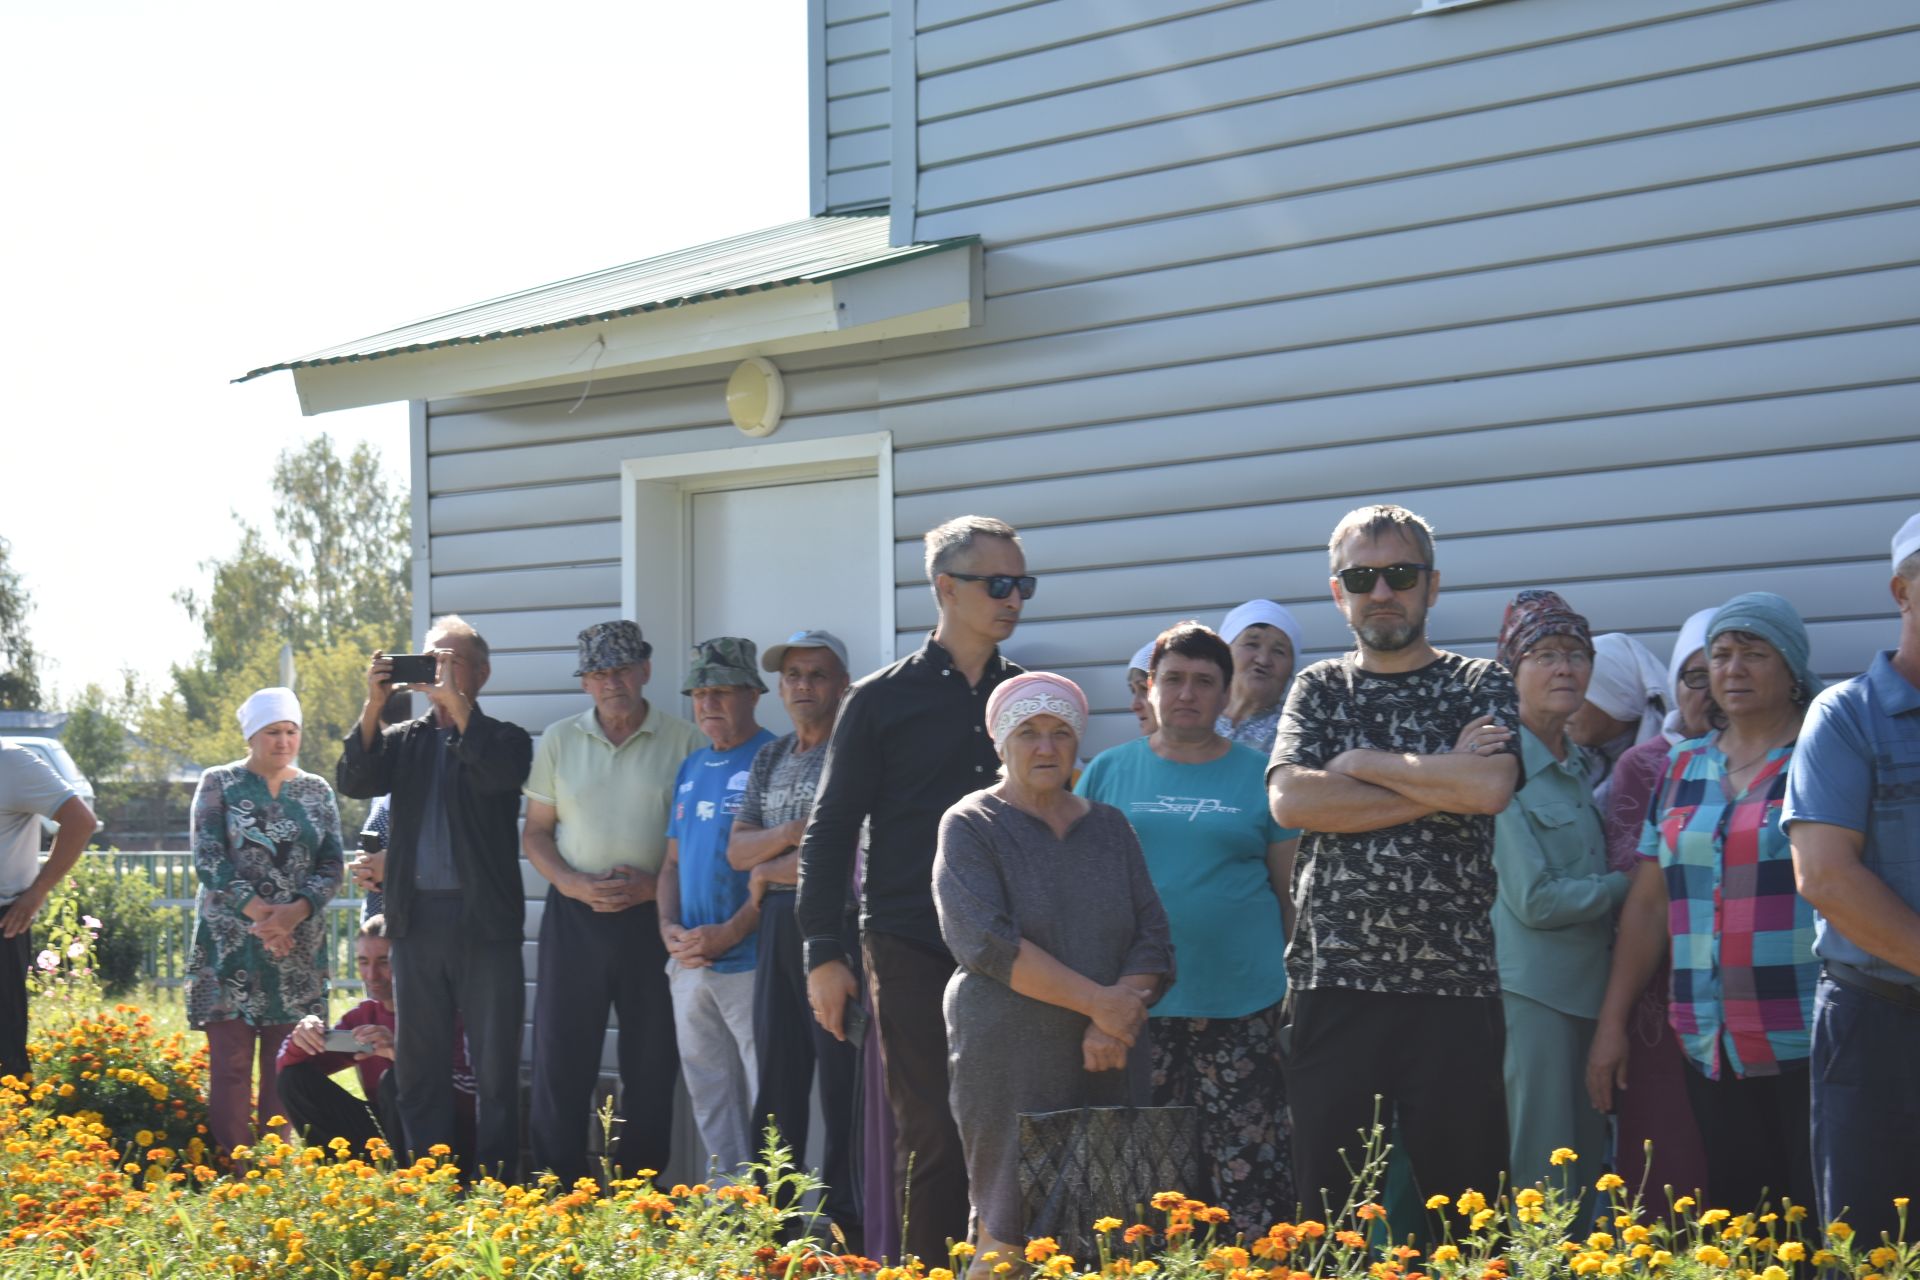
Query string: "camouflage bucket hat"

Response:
xmin=574 ymin=620 xmax=652 ymax=677
xmin=683 ymin=636 xmax=769 ymax=695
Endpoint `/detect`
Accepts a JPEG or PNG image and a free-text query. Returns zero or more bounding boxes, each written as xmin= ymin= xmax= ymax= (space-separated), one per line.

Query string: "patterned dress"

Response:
xmin=187 ymin=763 xmax=344 ymax=1029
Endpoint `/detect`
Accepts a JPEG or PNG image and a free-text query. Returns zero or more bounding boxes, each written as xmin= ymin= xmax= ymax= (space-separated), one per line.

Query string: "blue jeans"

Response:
xmin=1812 ymin=974 xmax=1920 ymax=1244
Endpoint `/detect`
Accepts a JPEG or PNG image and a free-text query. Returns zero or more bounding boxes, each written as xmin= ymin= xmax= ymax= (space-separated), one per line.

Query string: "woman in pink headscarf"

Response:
xmin=934 ymin=673 xmax=1175 ymax=1275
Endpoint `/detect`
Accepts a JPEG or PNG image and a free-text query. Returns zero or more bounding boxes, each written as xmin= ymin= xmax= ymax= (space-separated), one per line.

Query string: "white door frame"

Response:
xmin=618 ymin=432 xmax=896 ymax=704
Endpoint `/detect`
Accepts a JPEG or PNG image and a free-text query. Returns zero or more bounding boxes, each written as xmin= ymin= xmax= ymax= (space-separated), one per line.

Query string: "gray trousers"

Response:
xmin=392 ymin=894 xmax=525 ymax=1181
xmin=1501 ymin=991 xmax=1604 ymax=1200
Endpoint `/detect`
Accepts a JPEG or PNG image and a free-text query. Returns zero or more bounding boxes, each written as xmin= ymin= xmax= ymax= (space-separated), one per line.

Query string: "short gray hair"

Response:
xmin=1899 ymin=549 xmax=1920 ymax=582
xmin=1328 ymin=504 xmax=1436 ymax=569
xmin=924 ymin=515 xmax=1022 ymax=582
xmin=426 ymin=614 xmax=490 ymax=664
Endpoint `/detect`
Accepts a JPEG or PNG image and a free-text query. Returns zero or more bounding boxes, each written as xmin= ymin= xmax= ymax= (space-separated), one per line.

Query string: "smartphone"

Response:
xmin=323 ymin=1028 xmax=363 ymax=1054
xmin=841 ymin=999 xmax=870 ymax=1051
xmin=387 ymin=653 xmax=438 ymax=686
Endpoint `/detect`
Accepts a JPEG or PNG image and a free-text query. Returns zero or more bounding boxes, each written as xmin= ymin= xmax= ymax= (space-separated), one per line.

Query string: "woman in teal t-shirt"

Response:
xmin=1078 ymin=621 xmax=1300 ymax=1234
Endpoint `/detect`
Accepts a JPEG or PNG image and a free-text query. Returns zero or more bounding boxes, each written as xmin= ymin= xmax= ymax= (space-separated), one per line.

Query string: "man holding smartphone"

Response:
xmin=336 ymin=615 xmax=531 ymax=1181
xmin=275 ymin=914 xmax=477 ymax=1155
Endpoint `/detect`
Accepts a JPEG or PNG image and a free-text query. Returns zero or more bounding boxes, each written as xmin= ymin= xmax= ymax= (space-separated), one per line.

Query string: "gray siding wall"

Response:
xmin=418 ymin=0 xmax=1919 ymax=1069
xmin=815 ymin=0 xmax=893 ymax=212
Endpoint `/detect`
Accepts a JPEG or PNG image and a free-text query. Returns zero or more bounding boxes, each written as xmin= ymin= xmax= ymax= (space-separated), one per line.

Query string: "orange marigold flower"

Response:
xmin=1026 ymin=1237 xmax=1060 ymax=1263
xmin=1356 ymin=1203 xmax=1387 ymax=1222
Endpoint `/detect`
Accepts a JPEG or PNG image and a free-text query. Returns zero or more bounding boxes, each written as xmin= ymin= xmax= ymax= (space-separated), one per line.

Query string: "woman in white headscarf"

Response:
xmin=1216 ymin=600 xmax=1303 ymax=753
xmin=1570 ymin=633 xmax=1671 ymax=803
xmin=1126 ymin=640 xmax=1158 ymax=736
xmin=188 ymin=687 xmax=344 ymax=1159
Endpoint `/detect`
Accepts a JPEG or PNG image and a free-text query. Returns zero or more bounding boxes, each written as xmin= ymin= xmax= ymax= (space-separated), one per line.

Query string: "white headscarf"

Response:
xmin=1660 ymin=607 xmax=1718 ymax=744
xmin=1220 ymin=600 xmax=1303 ymax=654
xmin=1127 ymin=641 xmax=1157 ymax=675
xmin=1586 ymin=635 xmax=1669 ymax=748
xmin=237 ymin=687 xmax=302 ymax=742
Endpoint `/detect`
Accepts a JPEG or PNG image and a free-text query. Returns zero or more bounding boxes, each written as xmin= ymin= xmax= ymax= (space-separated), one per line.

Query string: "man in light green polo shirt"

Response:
xmin=522 ymin=619 xmax=703 ymax=1186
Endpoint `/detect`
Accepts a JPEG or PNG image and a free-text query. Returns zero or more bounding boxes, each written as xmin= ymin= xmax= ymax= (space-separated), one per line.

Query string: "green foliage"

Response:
xmin=0 ymin=532 xmax=43 ymax=711
xmin=61 ymin=683 xmax=128 ymax=785
xmin=37 ymin=857 xmax=163 ymax=997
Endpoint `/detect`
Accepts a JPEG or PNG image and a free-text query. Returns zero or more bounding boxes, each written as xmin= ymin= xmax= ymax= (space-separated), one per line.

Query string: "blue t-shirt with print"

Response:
xmin=669 ymin=728 xmax=776 ymax=974
xmin=1077 ymin=736 xmax=1297 ymax=1019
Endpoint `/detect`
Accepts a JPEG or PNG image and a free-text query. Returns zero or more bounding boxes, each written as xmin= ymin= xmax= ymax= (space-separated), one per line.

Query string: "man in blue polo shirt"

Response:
xmin=1785 ymin=512 xmax=1920 ymax=1243
xmin=659 ymin=636 xmax=776 ymax=1180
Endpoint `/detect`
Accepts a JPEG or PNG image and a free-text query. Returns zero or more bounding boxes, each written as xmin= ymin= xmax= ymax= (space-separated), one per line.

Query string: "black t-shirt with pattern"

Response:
xmin=1268 ymin=650 xmax=1519 ymax=998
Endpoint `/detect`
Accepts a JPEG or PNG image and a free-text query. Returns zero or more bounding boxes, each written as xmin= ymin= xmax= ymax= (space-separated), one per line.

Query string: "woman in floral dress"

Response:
xmin=189 ymin=686 xmax=343 ymax=1157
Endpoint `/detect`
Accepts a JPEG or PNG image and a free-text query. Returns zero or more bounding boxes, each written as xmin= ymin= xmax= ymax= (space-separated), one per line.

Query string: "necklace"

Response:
xmin=1721 ymin=731 xmax=1792 ymax=779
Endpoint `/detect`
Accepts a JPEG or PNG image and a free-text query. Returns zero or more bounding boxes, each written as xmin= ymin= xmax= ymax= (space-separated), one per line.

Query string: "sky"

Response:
xmin=0 ymin=1 xmax=810 ymax=702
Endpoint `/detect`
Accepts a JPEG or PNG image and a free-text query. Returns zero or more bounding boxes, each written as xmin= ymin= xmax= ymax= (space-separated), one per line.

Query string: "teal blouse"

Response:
xmin=1491 ymin=726 xmax=1629 ymax=1018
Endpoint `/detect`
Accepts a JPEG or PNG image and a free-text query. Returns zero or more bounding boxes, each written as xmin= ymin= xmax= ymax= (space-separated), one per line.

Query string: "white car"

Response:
xmin=1 ymin=735 xmax=100 ymax=838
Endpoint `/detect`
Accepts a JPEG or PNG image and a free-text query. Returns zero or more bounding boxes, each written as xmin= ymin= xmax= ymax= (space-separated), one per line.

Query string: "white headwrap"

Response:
xmin=1127 ymin=641 xmax=1156 ymax=675
xmin=1667 ymin=607 xmax=1718 ymax=701
xmin=1894 ymin=511 xmax=1920 ymax=574
xmin=237 ymin=686 xmax=303 ymax=742
xmin=1586 ymin=634 xmax=1669 ymax=748
xmin=1220 ymin=599 xmax=1303 ymax=654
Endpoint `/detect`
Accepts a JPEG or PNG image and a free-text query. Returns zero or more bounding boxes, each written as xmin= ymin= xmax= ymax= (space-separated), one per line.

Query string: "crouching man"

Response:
xmin=276 ymin=915 xmax=475 ymax=1157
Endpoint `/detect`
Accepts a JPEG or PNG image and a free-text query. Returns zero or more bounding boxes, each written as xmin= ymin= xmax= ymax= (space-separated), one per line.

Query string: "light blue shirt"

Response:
xmin=669 ymin=729 xmax=776 ymax=974
xmin=1076 ymin=737 xmax=1296 ymax=1019
xmin=1783 ymin=650 xmax=1920 ymax=986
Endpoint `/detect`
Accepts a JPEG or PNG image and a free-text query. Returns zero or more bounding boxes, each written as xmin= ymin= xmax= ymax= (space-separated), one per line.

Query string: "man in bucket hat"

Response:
xmin=659 ymin=636 xmax=777 ymax=1178
xmin=523 ymin=619 xmax=702 ymax=1185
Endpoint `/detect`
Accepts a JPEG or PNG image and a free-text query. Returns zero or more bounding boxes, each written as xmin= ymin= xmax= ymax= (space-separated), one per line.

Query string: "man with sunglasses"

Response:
xmin=1268 ymin=503 xmax=1522 ymax=1226
xmin=795 ymin=515 xmax=1028 ymax=1264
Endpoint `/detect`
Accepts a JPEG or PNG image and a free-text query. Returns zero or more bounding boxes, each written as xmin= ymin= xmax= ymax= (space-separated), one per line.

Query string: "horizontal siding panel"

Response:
xmin=429 ymin=480 xmax=622 ymax=535
xmin=890 ymin=449 xmax=1912 ymax=602
xmin=826 ymin=49 xmax=889 ymax=97
xmin=828 ymin=128 xmax=891 ymax=171
xmin=454 ymin=607 xmax=619 ymax=655
xmin=919 ymin=0 xmax=1057 ymax=31
xmin=917 ymin=32 xmax=1920 ymax=213
xmin=477 ymin=693 xmax=601 ymax=737
xmin=430 ymin=522 xmax=620 ymax=574
xmin=985 ymin=145 xmax=1920 ymax=299
xmin=917 ymin=0 xmax=1279 ymax=78
xmin=482 ymin=650 xmax=583 ymax=697
xmin=430 ymin=563 xmax=619 ymax=613
xmin=827 ymin=0 xmax=888 ymax=23
xmin=915 ymin=86 xmax=1920 ymax=246
xmin=889 ymin=209 xmax=1920 ymax=394
xmin=919 ymin=0 xmax=1827 ymax=156
xmin=876 ymin=307 xmax=1920 ymax=453
xmin=919 ymin=0 xmax=1404 ymax=114
xmin=827 ymin=88 xmax=892 ymax=134
xmin=893 ymin=384 xmax=1920 ymax=508
xmin=826 ymin=167 xmax=891 ymax=210
xmin=825 ymin=13 xmax=890 ymax=60
xmin=429 ymin=408 xmax=880 ymax=493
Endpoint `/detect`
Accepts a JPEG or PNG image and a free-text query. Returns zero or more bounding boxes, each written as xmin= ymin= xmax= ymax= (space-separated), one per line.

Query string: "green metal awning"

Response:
xmin=235 ymin=213 xmax=977 ymax=385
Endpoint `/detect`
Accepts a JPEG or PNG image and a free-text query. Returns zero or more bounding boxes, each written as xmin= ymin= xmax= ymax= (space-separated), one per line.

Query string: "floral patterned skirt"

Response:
xmin=1149 ymin=999 xmax=1293 ymax=1236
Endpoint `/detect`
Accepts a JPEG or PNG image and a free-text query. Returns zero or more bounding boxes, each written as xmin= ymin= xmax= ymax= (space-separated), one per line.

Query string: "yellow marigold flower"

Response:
xmin=1649 ymin=1252 xmax=1672 ymax=1270
xmin=1550 ymin=1148 xmax=1578 ymax=1166
xmin=1515 ymin=1189 xmax=1545 ymax=1209
xmin=1673 ymin=1197 xmax=1696 ymax=1214
xmin=1775 ymin=1243 xmax=1805 ymax=1264
xmin=1896 ymin=1198 xmax=1910 ymax=1210
xmin=1784 ymin=1206 xmax=1807 ymax=1223
xmin=1431 ymin=1245 xmax=1461 ymax=1265
xmin=1094 ymin=1217 xmax=1123 ymax=1233
xmin=1811 ymin=1252 xmax=1839 ymax=1268
xmin=1699 ymin=1209 xmax=1730 ymax=1226
xmin=950 ymin=1241 xmax=976 ymax=1260
xmin=1588 ymin=1233 xmax=1615 ymax=1251
xmin=1694 ymin=1246 xmax=1730 ymax=1268
xmin=1471 ymin=1209 xmax=1497 ymax=1233
xmin=1027 ymin=1237 xmax=1060 ymax=1263
xmin=929 ymin=1271 xmax=955 ymax=1280
xmin=1871 ymin=1248 xmax=1900 ymax=1268
xmin=1457 ymin=1190 xmax=1488 ymax=1216
xmin=1596 ymin=1174 xmax=1625 ymax=1193
xmin=1827 ymin=1222 xmax=1854 ymax=1242
xmin=1757 ymin=1268 xmax=1788 ymax=1280
xmin=993 ymin=1265 xmax=1012 ymax=1277
xmin=1428 ymin=1194 xmax=1452 ymax=1211
xmin=1622 ymin=1226 xmax=1651 ymax=1245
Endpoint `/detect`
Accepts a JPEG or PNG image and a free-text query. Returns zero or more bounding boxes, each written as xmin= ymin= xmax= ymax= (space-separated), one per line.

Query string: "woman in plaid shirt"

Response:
xmin=1586 ymin=593 xmax=1821 ymax=1215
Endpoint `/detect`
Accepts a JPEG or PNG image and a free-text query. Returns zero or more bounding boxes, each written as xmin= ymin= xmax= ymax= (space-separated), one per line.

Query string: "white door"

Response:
xmin=687 ymin=476 xmax=884 ymax=734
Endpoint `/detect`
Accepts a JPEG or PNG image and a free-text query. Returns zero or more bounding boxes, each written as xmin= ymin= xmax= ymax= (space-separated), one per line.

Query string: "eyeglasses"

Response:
xmin=1335 ymin=563 xmax=1429 ymax=594
xmin=1678 ymin=668 xmax=1710 ymax=690
xmin=1522 ymin=648 xmax=1594 ymax=671
xmin=948 ymin=572 xmax=1038 ymax=600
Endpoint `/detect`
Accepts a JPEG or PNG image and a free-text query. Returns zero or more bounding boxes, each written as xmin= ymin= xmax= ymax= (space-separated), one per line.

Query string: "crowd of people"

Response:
xmin=2 ymin=502 xmax=1917 ymax=1269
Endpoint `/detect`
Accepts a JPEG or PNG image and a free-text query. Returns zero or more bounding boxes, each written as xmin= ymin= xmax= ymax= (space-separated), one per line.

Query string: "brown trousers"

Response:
xmin=204 ymin=1018 xmax=295 ymax=1158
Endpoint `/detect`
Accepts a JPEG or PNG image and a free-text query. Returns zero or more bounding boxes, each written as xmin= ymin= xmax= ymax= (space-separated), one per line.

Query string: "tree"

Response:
xmin=62 ymin=682 xmax=128 ymax=785
xmin=0 ymin=534 xmax=43 ymax=710
xmin=273 ymin=435 xmax=411 ymax=649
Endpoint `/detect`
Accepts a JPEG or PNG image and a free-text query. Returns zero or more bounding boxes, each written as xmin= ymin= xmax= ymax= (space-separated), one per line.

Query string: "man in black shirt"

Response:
xmin=336 ymin=616 xmax=532 ymax=1182
xmin=796 ymin=515 xmax=1030 ymax=1263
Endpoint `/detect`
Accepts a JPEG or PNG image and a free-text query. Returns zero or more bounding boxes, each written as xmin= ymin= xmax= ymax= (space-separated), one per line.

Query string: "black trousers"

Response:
xmin=1 ymin=931 xmax=28 ymax=1081
xmin=391 ymin=894 xmax=525 ymax=1181
xmin=1683 ymin=1057 xmax=1815 ymax=1216
xmin=1286 ymin=988 xmax=1508 ymax=1225
xmin=530 ymin=890 xmax=679 ymax=1186
xmin=864 ymin=930 xmax=969 ymax=1265
xmin=753 ymin=892 xmax=862 ymax=1246
xmin=279 ymin=1060 xmax=404 ymax=1155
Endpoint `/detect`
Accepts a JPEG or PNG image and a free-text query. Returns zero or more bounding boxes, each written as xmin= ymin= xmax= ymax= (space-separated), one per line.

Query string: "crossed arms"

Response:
xmin=1268 ymin=714 xmax=1519 ymax=833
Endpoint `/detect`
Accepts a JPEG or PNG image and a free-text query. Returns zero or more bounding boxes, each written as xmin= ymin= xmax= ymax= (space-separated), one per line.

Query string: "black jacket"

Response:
xmin=335 ymin=707 xmax=532 ymax=943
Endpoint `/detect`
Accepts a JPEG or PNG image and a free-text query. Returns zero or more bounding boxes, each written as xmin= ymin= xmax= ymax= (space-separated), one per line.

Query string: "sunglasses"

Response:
xmin=948 ymin=572 xmax=1038 ymax=600
xmin=1335 ymin=562 xmax=1430 ymax=594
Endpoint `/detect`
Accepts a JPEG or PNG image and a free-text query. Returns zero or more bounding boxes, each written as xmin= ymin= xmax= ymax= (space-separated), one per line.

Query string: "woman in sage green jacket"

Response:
xmin=1491 ymin=591 xmax=1630 ymax=1198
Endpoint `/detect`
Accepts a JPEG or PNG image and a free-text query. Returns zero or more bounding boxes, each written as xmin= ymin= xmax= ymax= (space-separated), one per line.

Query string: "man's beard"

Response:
xmin=1357 ymin=611 xmax=1425 ymax=652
